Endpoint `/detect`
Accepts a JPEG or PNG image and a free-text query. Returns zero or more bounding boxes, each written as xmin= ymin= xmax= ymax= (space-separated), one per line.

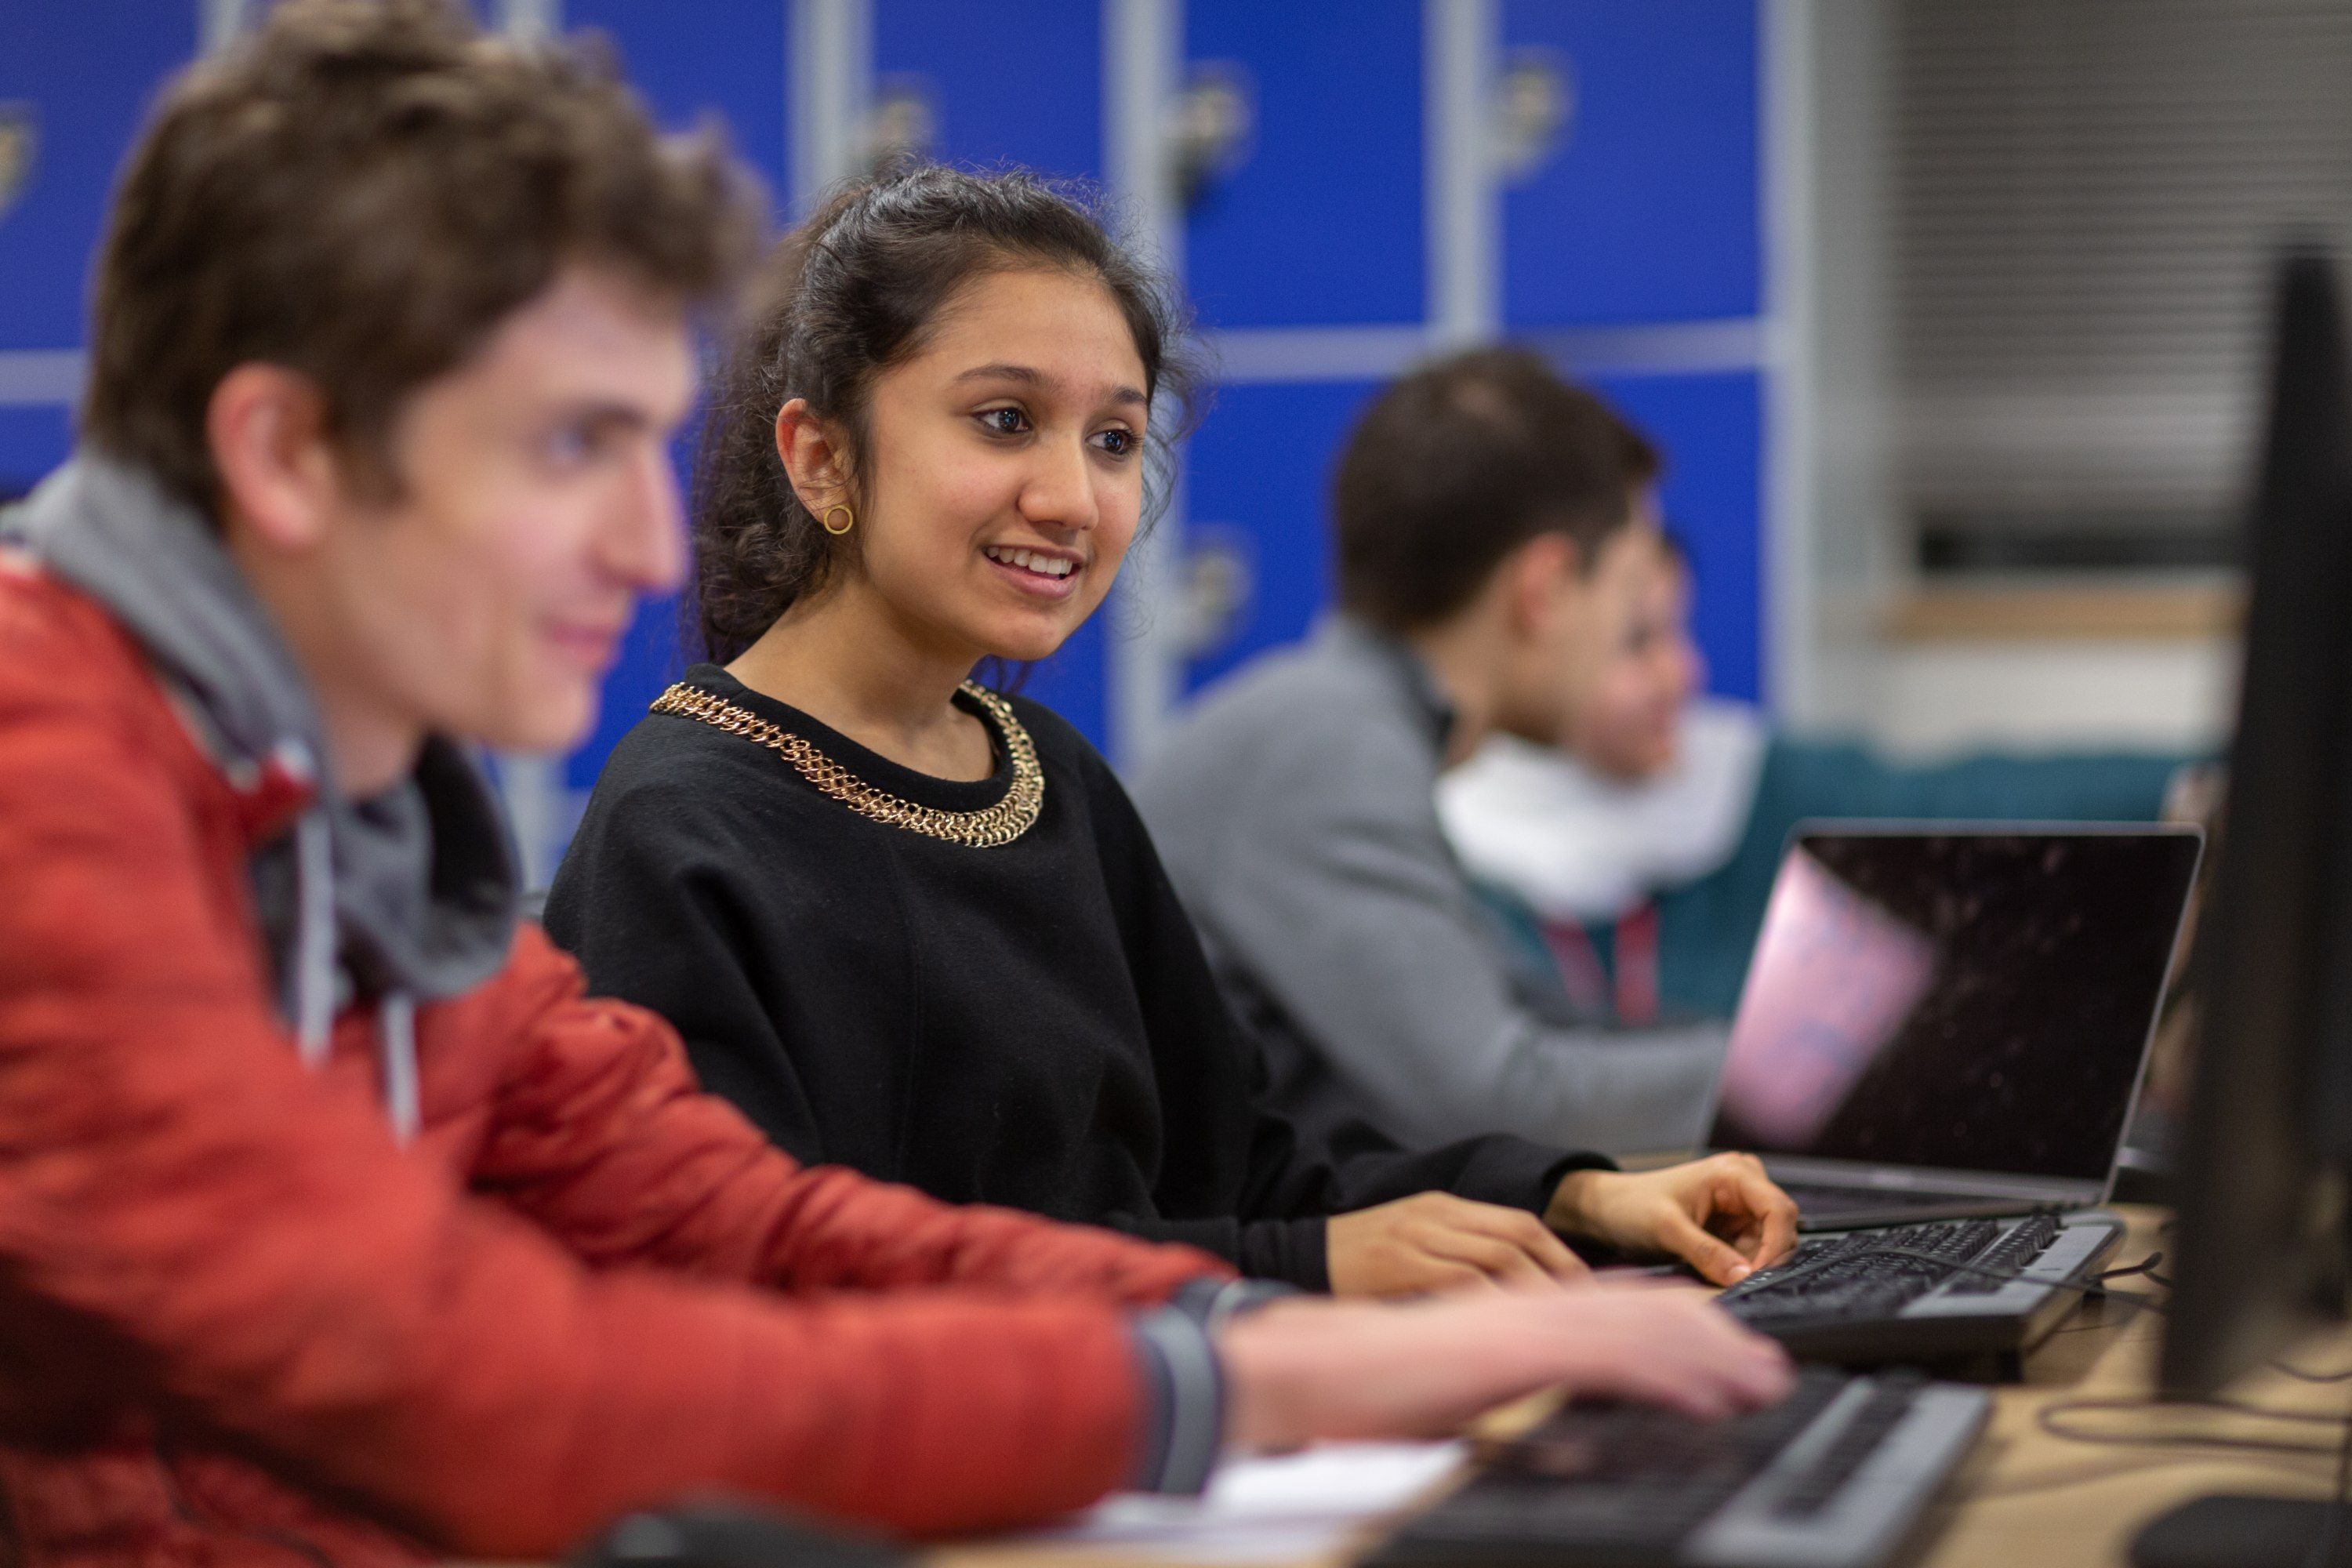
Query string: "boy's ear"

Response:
xmin=1504 ymin=532 xmax=1582 ymax=635
xmin=773 ymin=397 xmax=855 ymax=514
xmin=206 ymin=363 xmax=345 ymax=551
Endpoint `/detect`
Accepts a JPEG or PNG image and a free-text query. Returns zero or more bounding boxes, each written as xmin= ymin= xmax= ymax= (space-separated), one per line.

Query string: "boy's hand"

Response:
xmin=1544 ymin=1154 xmax=1800 ymax=1284
xmin=1221 ymin=1279 xmax=1795 ymax=1450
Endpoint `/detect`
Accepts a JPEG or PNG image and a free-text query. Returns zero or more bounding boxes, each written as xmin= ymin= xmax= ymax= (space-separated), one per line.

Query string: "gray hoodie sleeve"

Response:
xmin=1145 ymin=708 xmax=1726 ymax=1156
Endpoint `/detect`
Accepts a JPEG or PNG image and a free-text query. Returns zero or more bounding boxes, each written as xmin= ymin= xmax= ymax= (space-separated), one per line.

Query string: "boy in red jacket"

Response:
xmin=0 ymin=5 xmax=1789 ymax=1565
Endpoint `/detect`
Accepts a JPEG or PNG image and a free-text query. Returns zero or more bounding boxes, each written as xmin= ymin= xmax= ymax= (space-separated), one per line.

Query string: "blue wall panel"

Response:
xmin=566 ymin=0 xmax=789 ymax=216
xmin=1501 ymin=0 xmax=1759 ymax=327
xmin=0 ymin=5 xmax=196 ymax=353
xmin=1582 ymin=368 xmax=1762 ymax=702
xmin=0 ymin=405 xmax=74 ymax=503
xmin=1181 ymin=379 xmax=1381 ymax=693
xmin=1184 ymin=0 xmax=1424 ymax=329
xmin=873 ymin=0 xmax=1112 ymax=746
xmin=876 ymin=0 xmax=1102 ymax=183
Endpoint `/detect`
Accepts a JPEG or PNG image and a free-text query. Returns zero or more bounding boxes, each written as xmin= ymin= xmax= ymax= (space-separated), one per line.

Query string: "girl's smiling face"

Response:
xmin=834 ymin=265 xmax=1150 ymax=665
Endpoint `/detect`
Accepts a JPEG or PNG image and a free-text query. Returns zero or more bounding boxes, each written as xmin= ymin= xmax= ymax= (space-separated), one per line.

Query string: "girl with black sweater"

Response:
xmin=546 ymin=165 xmax=1796 ymax=1295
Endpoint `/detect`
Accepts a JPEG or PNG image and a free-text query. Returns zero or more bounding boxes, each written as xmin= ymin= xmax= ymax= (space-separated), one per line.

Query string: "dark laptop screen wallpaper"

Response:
xmin=1712 ymin=832 xmax=2201 ymax=1183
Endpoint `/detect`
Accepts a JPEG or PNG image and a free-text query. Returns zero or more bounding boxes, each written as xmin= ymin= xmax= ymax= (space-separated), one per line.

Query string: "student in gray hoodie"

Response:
xmin=1134 ymin=350 xmax=1730 ymax=1158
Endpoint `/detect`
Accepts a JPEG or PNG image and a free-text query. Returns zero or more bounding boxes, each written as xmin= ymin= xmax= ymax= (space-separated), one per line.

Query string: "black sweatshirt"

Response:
xmin=544 ymin=665 xmax=1604 ymax=1290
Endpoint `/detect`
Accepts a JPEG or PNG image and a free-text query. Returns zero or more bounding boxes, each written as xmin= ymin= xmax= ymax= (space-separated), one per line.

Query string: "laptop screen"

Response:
xmin=1708 ymin=827 xmax=2202 ymax=1184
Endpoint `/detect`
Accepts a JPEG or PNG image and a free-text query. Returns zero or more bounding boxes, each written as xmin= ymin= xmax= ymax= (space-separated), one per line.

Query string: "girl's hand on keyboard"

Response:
xmin=1218 ymin=1279 xmax=1795 ymax=1450
xmin=1327 ymin=1192 xmax=1592 ymax=1298
xmin=1545 ymin=1154 xmax=1801 ymax=1285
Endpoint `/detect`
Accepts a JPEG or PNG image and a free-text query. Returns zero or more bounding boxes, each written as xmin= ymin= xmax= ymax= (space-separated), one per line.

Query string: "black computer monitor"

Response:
xmin=2132 ymin=246 xmax=2352 ymax=1566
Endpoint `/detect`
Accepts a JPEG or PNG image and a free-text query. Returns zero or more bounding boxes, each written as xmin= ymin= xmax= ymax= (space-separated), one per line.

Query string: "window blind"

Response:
xmin=1891 ymin=0 xmax=2352 ymax=567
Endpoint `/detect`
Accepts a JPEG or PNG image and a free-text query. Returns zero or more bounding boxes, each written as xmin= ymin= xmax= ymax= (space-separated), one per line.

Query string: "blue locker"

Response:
xmin=565 ymin=0 xmax=789 ymax=209
xmin=1501 ymin=0 xmax=1760 ymax=327
xmin=1184 ymin=0 xmax=1425 ymax=328
xmin=1581 ymin=368 xmax=1762 ymax=702
xmin=0 ymin=405 xmax=74 ymax=502
xmin=873 ymin=0 xmax=1113 ymax=746
xmin=875 ymin=0 xmax=1101 ymax=184
xmin=0 ymin=6 xmax=196 ymax=354
xmin=1181 ymin=379 xmax=1381 ymax=692
xmin=1178 ymin=0 xmax=1428 ymax=700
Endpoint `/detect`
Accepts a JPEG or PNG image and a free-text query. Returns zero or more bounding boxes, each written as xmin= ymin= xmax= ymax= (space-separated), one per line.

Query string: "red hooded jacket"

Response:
xmin=0 ymin=552 xmax=1232 ymax=1567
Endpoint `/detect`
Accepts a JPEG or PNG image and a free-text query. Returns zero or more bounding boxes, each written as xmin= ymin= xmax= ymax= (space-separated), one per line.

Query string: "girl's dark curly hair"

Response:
xmin=690 ymin=162 xmax=1202 ymax=665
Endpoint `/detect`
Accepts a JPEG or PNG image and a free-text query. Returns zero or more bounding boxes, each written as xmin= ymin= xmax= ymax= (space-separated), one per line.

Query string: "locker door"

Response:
xmin=1181 ymin=380 xmax=1379 ymax=692
xmin=566 ymin=1 xmax=789 ymax=202
xmin=559 ymin=0 xmax=789 ymax=797
xmin=1583 ymin=368 xmax=1763 ymax=702
xmin=875 ymin=0 xmax=1101 ymax=181
xmin=1184 ymin=0 xmax=1425 ymax=329
xmin=1500 ymin=2 xmax=1766 ymax=706
xmin=1501 ymin=0 xmax=1759 ymax=328
xmin=2 ymin=5 xmax=196 ymax=352
xmin=0 ymin=5 xmax=198 ymax=496
xmin=873 ymin=0 xmax=1115 ymax=746
xmin=1178 ymin=0 xmax=1427 ymax=695
xmin=0 ymin=406 xmax=73 ymax=503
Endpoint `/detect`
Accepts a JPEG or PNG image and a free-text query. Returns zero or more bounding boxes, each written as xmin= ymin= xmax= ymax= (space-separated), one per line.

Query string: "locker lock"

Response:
xmin=1176 ymin=528 xmax=1255 ymax=659
xmin=865 ymin=78 xmax=937 ymax=172
xmin=1493 ymin=50 xmax=1573 ymax=184
xmin=1165 ymin=64 xmax=1254 ymax=209
xmin=0 ymin=103 xmax=34 ymax=226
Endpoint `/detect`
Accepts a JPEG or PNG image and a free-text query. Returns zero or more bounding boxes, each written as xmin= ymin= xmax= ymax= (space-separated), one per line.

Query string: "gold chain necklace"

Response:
xmin=649 ymin=681 xmax=1045 ymax=848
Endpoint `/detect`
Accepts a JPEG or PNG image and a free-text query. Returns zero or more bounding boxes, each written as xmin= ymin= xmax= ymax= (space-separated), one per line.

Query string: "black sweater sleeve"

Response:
xmin=542 ymin=762 xmax=833 ymax=1168
xmin=1092 ymin=1211 xmax=1327 ymax=1287
xmin=1067 ymin=720 xmax=1612 ymax=1287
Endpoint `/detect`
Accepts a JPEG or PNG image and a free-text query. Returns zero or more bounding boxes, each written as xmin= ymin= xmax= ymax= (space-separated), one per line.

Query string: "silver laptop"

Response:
xmin=1702 ymin=823 xmax=2203 ymax=1231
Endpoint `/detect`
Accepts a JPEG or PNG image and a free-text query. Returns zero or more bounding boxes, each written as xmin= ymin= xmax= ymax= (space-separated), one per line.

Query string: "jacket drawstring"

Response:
xmin=289 ymin=805 xmax=337 ymax=1069
xmin=379 ymin=993 xmax=421 ymax=1145
xmin=285 ymin=756 xmax=419 ymax=1144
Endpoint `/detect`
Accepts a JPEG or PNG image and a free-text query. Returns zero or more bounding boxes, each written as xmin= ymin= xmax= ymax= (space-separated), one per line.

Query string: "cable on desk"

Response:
xmin=2067 ymin=1250 xmax=2345 ymax=1382
xmin=2000 ymin=1247 xmax=2351 ymax=1385
xmin=2094 ymin=1251 xmax=2169 ymax=1287
xmin=2037 ymin=1394 xmax=2350 ymax=1458
xmin=1892 ymin=1240 xmax=2352 ymax=1515
xmin=1975 ymin=1450 xmax=2340 ymax=1501
xmin=2049 ymin=1394 xmax=2350 ymax=1431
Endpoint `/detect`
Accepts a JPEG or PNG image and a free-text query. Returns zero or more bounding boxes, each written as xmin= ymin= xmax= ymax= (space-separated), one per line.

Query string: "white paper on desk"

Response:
xmin=1022 ymin=1442 xmax=1465 ymax=1563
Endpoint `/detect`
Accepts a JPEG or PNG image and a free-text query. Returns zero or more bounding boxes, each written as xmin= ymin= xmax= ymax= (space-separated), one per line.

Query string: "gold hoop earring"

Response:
xmin=820 ymin=505 xmax=855 ymax=537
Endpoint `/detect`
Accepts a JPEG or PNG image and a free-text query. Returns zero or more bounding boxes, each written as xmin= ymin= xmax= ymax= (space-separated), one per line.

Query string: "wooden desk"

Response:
xmin=1920 ymin=1206 xmax=2347 ymax=1567
xmin=941 ymin=1208 xmax=2352 ymax=1568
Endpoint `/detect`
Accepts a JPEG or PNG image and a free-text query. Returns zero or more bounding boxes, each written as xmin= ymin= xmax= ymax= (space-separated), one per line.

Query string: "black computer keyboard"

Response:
xmin=1716 ymin=1210 xmax=2125 ymax=1366
xmin=1364 ymin=1367 xmax=1988 ymax=1568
